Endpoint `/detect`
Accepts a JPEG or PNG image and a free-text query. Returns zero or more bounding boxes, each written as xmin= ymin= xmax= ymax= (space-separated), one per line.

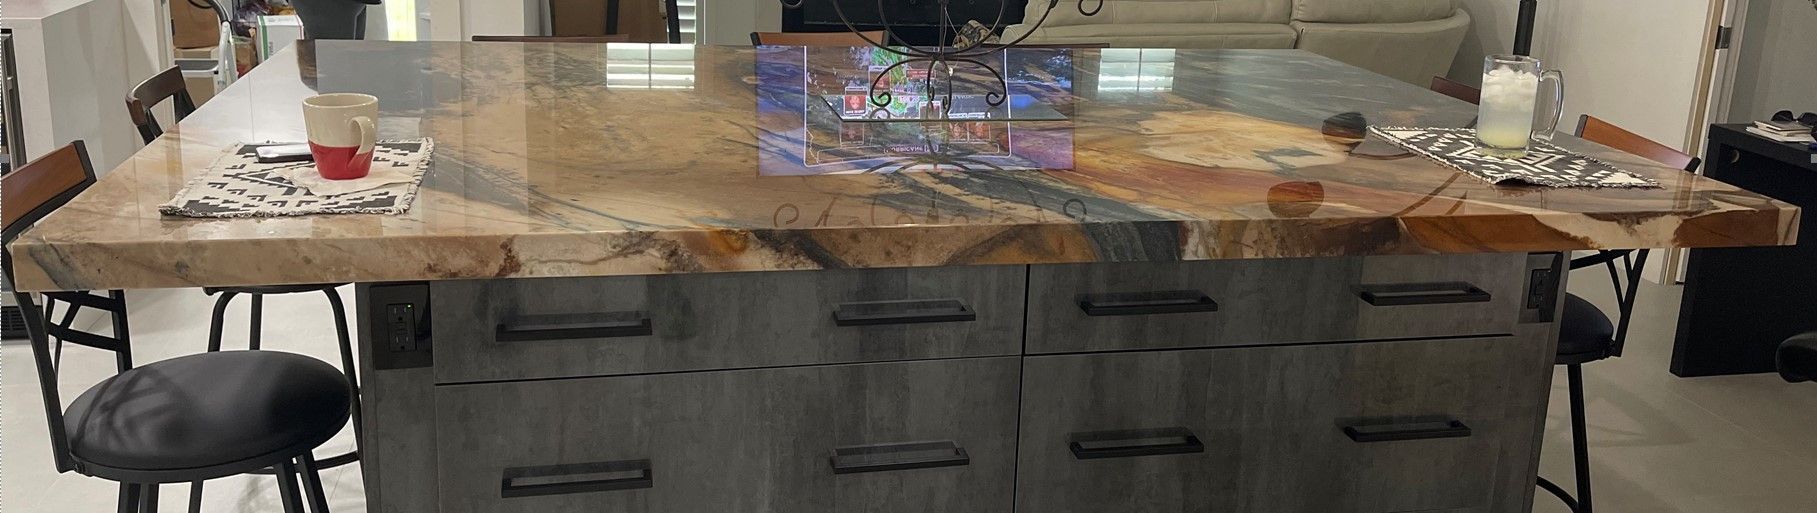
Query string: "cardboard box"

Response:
xmin=172 ymin=1 xmax=222 ymax=49
xmin=548 ymin=0 xmax=668 ymax=42
xmin=257 ymin=15 xmax=307 ymax=61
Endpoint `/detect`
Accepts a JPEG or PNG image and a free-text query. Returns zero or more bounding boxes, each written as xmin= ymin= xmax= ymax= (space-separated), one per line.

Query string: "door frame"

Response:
xmin=1662 ymin=0 xmax=1744 ymax=283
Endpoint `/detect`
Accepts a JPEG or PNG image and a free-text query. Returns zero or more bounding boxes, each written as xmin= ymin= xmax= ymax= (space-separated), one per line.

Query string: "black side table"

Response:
xmin=1673 ymin=124 xmax=1816 ymax=376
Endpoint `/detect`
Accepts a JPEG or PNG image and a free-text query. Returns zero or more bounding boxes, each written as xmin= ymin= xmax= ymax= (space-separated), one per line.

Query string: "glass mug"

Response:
xmin=1477 ymin=55 xmax=1564 ymax=158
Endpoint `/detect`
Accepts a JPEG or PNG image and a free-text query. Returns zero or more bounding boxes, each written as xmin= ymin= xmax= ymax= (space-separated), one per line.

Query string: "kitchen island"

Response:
xmin=6 ymin=42 xmax=1797 ymax=513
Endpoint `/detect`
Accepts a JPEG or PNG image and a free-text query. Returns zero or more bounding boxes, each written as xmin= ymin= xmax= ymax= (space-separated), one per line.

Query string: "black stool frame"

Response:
xmin=3 ymin=141 xmax=334 ymax=513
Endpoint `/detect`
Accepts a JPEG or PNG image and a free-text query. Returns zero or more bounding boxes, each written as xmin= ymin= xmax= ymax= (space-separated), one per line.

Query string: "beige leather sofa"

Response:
xmin=999 ymin=0 xmax=1470 ymax=85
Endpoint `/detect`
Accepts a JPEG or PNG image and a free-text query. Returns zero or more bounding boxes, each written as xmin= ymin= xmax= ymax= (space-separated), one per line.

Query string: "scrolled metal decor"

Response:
xmin=775 ymin=0 xmax=1102 ymax=120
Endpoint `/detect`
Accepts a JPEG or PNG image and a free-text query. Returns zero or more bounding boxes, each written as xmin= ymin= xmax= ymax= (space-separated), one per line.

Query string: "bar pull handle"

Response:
xmin=1357 ymin=282 xmax=1491 ymax=306
xmin=496 ymin=311 xmax=653 ymax=342
xmin=1068 ymin=427 xmax=1205 ymax=460
xmin=1342 ymin=420 xmax=1472 ymax=443
xmin=829 ymin=440 xmax=971 ymax=474
xmin=833 ymin=299 xmax=975 ymax=327
xmin=501 ymin=459 xmax=653 ymax=498
xmin=1077 ymin=290 xmax=1218 ymax=316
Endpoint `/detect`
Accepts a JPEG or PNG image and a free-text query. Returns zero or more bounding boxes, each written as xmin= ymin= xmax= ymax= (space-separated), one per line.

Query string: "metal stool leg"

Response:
xmin=1537 ymin=363 xmax=1595 ymax=513
xmin=1567 ymin=363 xmax=1593 ymax=513
xmin=324 ymin=288 xmax=364 ymax=454
xmin=206 ymin=291 xmax=238 ymax=352
xmin=298 ymin=454 xmax=332 ymax=513
xmin=118 ymin=484 xmax=143 ymax=513
xmin=140 ymin=483 xmax=159 ymax=513
xmin=275 ymin=462 xmax=307 ymax=513
xmin=248 ymin=293 xmax=264 ymax=350
xmin=109 ymin=290 xmax=131 ymax=370
xmin=187 ymin=481 xmax=204 ymax=513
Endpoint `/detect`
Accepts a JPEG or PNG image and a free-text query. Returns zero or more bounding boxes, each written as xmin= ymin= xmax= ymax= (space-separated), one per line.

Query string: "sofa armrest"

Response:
xmin=1290 ymin=8 xmax=1471 ymax=85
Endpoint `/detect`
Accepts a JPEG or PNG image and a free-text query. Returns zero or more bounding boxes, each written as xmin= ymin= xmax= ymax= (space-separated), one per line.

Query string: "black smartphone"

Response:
xmin=255 ymin=144 xmax=315 ymax=163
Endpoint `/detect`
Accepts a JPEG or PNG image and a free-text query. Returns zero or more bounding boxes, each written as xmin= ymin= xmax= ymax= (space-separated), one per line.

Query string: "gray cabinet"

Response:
xmin=365 ymin=253 xmax=1562 ymax=513
xmin=1026 ymin=253 xmax=1529 ymax=353
xmin=1015 ymin=335 xmax=1551 ymax=513
xmin=431 ymin=265 xmax=1025 ymax=383
xmin=434 ymin=357 xmax=1021 ymax=513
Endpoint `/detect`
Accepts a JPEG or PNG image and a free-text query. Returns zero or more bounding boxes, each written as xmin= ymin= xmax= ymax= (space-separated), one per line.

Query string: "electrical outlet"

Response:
xmin=1525 ymin=268 xmax=1552 ymax=310
xmin=388 ymin=304 xmax=417 ymax=352
xmin=367 ymin=282 xmax=431 ymax=370
xmin=1519 ymin=253 xmax=1563 ymax=324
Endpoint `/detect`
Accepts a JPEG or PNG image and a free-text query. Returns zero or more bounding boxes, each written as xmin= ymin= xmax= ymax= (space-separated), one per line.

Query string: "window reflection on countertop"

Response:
xmin=604 ymin=43 xmax=696 ymax=89
xmin=1099 ymin=49 xmax=1175 ymax=93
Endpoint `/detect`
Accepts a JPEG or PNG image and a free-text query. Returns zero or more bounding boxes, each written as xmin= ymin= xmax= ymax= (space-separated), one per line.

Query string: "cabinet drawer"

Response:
xmin=431 ymin=265 xmax=1024 ymax=383
xmin=1027 ymin=253 xmax=1531 ymax=353
xmin=436 ymin=357 xmax=1020 ymax=513
xmin=1016 ymin=336 xmax=1550 ymax=513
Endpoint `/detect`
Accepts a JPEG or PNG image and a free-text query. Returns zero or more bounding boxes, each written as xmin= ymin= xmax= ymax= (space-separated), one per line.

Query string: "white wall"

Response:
xmin=1451 ymin=0 xmax=1717 ymax=151
xmin=422 ymin=0 xmax=540 ymax=40
xmin=121 ymin=0 xmax=173 ymax=90
xmin=1725 ymin=0 xmax=1817 ymax=123
xmin=7 ymin=0 xmax=149 ymax=173
xmin=697 ymin=0 xmax=780 ymax=45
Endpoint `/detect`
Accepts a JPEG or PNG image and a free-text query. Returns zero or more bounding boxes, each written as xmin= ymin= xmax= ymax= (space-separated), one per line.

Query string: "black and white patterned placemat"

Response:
xmin=159 ymin=139 xmax=434 ymax=218
xmin=1370 ymin=127 xmax=1659 ymax=188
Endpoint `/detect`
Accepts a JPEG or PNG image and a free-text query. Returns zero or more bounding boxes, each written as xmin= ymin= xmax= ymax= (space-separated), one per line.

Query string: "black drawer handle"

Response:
xmin=1357 ymin=282 xmax=1491 ymax=306
xmin=496 ymin=311 xmax=653 ymax=342
xmin=1068 ymin=427 xmax=1205 ymax=460
xmin=1077 ymin=290 xmax=1218 ymax=316
xmin=1343 ymin=420 xmax=1472 ymax=443
xmin=833 ymin=299 xmax=976 ymax=327
xmin=501 ymin=459 xmax=653 ymax=498
xmin=830 ymin=440 xmax=970 ymax=474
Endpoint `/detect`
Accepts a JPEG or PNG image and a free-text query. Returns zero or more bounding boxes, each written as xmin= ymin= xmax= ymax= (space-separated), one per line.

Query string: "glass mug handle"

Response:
xmin=1532 ymin=69 xmax=1565 ymax=143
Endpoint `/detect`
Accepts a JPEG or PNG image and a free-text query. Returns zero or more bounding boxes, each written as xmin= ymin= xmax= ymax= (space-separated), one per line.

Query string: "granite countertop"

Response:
xmin=6 ymin=41 xmax=1798 ymax=291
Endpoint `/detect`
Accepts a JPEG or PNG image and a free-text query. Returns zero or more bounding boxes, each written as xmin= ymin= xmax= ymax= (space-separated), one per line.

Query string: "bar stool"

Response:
xmin=1534 ymin=116 xmax=1703 ymax=513
xmin=4 ymin=141 xmax=349 ymax=513
xmin=127 ymin=67 xmax=363 ymax=483
xmin=1780 ymin=332 xmax=1817 ymax=383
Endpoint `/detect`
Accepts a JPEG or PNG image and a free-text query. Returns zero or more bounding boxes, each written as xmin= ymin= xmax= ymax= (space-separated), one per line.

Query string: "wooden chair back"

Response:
xmin=125 ymin=67 xmax=198 ymax=144
xmin=472 ymin=35 xmax=632 ymax=43
xmin=2 ymin=141 xmax=96 ymax=245
xmin=751 ymin=30 xmax=888 ymax=47
xmin=1575 ymin=115 xmax=1700 ymax=172
xmin=1428 ymin=75 xmax=1481 ymax=105
xmin=1 ymin=145 xmax=133 ymax=477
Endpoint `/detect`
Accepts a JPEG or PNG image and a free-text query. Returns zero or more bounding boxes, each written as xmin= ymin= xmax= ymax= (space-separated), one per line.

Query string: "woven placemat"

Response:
xmin=159 ymin=139 xmax=433 ymax=218
xmin=1370 ymin=127 xmax=1659 ymax=188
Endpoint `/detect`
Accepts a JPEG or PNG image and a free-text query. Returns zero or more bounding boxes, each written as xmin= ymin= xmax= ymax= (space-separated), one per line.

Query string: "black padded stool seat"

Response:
xmin=64 ymin=351 xmax=351 ymax=479
xmin=1780 ymin=331 xmax=1817 ymax=383
xmin=1557 ymin=294 xmax=1615 ymax=365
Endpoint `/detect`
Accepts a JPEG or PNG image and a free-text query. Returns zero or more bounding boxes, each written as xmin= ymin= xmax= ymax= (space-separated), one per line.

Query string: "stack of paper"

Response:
xmin=1749 ymin=120 xmax=1816 ymax=144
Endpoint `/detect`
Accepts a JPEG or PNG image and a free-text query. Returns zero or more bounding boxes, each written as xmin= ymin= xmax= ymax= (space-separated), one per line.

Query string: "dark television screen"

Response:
xmin=801 ymin=0 xmax=1022 ymax=28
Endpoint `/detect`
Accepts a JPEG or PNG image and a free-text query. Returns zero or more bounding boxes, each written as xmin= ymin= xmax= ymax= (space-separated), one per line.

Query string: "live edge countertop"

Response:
xmin=6 ymin=41 xmax=1798 ymax=291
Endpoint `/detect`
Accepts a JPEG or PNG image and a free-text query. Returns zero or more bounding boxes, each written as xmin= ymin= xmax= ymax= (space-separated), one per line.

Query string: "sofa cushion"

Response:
xmin=1025 ymin=0 xmax=1294 ymax=27
xmin=1002 ymin=22 xmax=1300 ymax=49
xmin=1293 ymin=0 xmax=1455 ymax=24
xmin=1290 ymin=8 xmax=1471 ymax=84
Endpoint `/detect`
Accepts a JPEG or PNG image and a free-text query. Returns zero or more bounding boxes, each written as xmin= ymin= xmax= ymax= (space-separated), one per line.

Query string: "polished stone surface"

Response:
xmin=6 ymin=42 xmax=1798 ymax=291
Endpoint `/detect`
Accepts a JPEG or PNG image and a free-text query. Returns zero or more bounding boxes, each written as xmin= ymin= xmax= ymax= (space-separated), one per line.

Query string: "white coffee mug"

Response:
xmin=302 ymin=93 xmax=378 ymax=180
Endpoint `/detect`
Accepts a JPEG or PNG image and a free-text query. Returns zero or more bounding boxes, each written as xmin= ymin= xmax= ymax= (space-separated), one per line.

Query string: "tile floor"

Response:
xmin=3 ymin=269 xmax=1815 ymax=512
